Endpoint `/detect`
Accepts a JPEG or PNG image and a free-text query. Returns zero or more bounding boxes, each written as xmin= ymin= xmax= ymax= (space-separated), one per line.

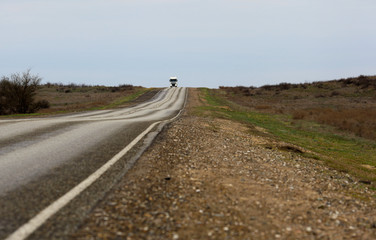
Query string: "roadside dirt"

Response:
xmin=72 ymin=89 xmax=376 ymax=240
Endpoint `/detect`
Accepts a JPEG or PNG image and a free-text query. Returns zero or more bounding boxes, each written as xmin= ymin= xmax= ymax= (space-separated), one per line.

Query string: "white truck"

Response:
xmin=169 ymin=77 xmax=178 ymax=87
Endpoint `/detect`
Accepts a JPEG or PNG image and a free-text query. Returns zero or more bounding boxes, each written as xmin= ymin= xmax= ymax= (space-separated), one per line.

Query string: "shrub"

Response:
xmin=330 ymin=91 xmax=340 ymax=97
xmin=293 ymin=96 xmax=301 ymax=100
xmin=277 ymin=82 xmax=292 ymax=90
xmin=292 ymin=111 xmax=306 ymax=120
xmin=0 ymin=70 xmax=41 ymax=114
xmin=260 ymin=84 xmax=274 ymax=91
xmin=34 ymin=99 xmax=50 ymax=110
xmin=118 ymin=84 xmax=134 ymax=91
xmin=315 ymin=94 xmax=326 ymax=98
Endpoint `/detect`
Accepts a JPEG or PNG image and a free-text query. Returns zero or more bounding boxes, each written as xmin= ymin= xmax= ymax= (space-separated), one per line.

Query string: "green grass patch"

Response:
xmin=196 ymin=88 xmax=376 ymax=183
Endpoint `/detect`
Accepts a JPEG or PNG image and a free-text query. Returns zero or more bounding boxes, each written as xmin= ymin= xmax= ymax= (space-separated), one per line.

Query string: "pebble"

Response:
xmin=71 ymin=115 xmax=376 ymax=240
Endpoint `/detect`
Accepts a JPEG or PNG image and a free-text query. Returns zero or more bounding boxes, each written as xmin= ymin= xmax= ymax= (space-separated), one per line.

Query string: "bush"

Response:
xmin=330 ymin=91 xmax=340 ymax=97
xmin=0 ymin=70 xmax=41 ymax=115
xmin=277 ymin=82 xmax=292 ymax=90
xmin=34 ymin=99 xmax=50 ymax=110
xmin=118 ymin=84 xmax=134 ymax=91
xmin=260 ymin=84 xmax=274 ymax=91
xmin=292 ymin=111 xmax=306 ymax=120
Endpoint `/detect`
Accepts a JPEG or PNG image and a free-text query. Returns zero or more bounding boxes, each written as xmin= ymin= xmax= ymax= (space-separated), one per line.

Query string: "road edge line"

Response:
xmin=5 ymin=88 xmax=187 ymax=240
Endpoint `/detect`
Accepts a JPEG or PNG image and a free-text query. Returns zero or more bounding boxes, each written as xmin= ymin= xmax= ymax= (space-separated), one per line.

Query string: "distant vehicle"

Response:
xmin=169 ymin=77 xmax=178 ymax=87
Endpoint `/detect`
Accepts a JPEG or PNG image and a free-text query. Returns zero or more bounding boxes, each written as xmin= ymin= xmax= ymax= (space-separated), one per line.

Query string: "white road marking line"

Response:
xmin=5 ymin=121 xmax=159 ymax=240
xmin=5 ymin=87 xmax=187 ymax=240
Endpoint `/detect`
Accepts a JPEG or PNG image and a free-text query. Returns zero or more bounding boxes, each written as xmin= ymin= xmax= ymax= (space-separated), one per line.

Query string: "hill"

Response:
xmin=219 ymin=75 xmax=376 ymax=140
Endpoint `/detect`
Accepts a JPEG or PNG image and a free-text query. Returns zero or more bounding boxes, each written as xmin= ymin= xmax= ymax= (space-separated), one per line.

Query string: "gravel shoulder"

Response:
xmin=72 ymin=89 xmax=376 ymax=240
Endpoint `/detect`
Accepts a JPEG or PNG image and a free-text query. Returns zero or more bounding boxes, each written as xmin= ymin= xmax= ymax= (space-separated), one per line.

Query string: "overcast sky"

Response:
xmin=1 ymin=0 xmax=375 ymax=88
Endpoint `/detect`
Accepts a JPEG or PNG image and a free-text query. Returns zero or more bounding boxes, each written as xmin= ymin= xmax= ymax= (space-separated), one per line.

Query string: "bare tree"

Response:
xmin=0 ymin=69 xmax=42 ymax=114
xmin=0 ymin=78 xmax=12 ymax=114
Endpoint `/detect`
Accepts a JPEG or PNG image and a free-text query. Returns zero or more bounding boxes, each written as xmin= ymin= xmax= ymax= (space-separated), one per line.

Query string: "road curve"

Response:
xmin=0 ymin=87 xmax=187 ymax=239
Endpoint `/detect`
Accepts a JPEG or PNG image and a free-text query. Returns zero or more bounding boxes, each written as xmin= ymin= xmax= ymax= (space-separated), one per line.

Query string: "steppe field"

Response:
xmin=3 ymin=77 xmax=376 ymax=239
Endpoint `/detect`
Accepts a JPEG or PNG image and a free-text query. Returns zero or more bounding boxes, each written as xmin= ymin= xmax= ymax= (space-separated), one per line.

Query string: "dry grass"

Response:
xmin=199 ymin=87 xmax=376 ymax=186
xmin=292 ymin=108 xmax=376 ymax=140
xmin=34 ymin=83 xmax=148 ymax=113
xmin=219 ymin=75 xmax=376 ymax=140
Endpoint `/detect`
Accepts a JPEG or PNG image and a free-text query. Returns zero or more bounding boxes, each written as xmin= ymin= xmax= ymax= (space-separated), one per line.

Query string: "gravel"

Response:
xmin=72 ymin=91 xmax=376 ymax=240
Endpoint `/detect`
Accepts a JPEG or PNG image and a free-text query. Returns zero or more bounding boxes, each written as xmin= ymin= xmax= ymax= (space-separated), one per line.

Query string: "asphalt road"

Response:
xmin=0 ymin=87 xmax=187 ymax=240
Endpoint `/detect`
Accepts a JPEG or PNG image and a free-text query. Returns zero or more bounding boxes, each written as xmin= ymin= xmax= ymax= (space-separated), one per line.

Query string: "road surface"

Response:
xmin=0 ymin=87 xmax=187 ymax=239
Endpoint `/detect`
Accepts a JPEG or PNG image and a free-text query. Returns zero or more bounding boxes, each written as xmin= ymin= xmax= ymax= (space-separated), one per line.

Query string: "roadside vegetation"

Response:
xmin=0 ymin=70 xmax=47 ymax=115
xmin=36 ymin=83 xmax=152 ymax=114
xmin=219 ymin=75 xmax=376 ymax=141
xmin=195 ymin=76 xmax=376 ymax=187
xmin=0 ymin=70 xmax=155 ymax=117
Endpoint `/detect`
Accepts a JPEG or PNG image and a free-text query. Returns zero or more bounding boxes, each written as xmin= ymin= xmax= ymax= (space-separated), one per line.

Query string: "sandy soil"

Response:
xmin=72 ymin=89 xmax=376 ymax=240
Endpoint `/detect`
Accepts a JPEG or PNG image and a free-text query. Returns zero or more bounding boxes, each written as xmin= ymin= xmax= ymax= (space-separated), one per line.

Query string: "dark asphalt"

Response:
xmin=0 ymin=87 xmax=187 ymax=239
